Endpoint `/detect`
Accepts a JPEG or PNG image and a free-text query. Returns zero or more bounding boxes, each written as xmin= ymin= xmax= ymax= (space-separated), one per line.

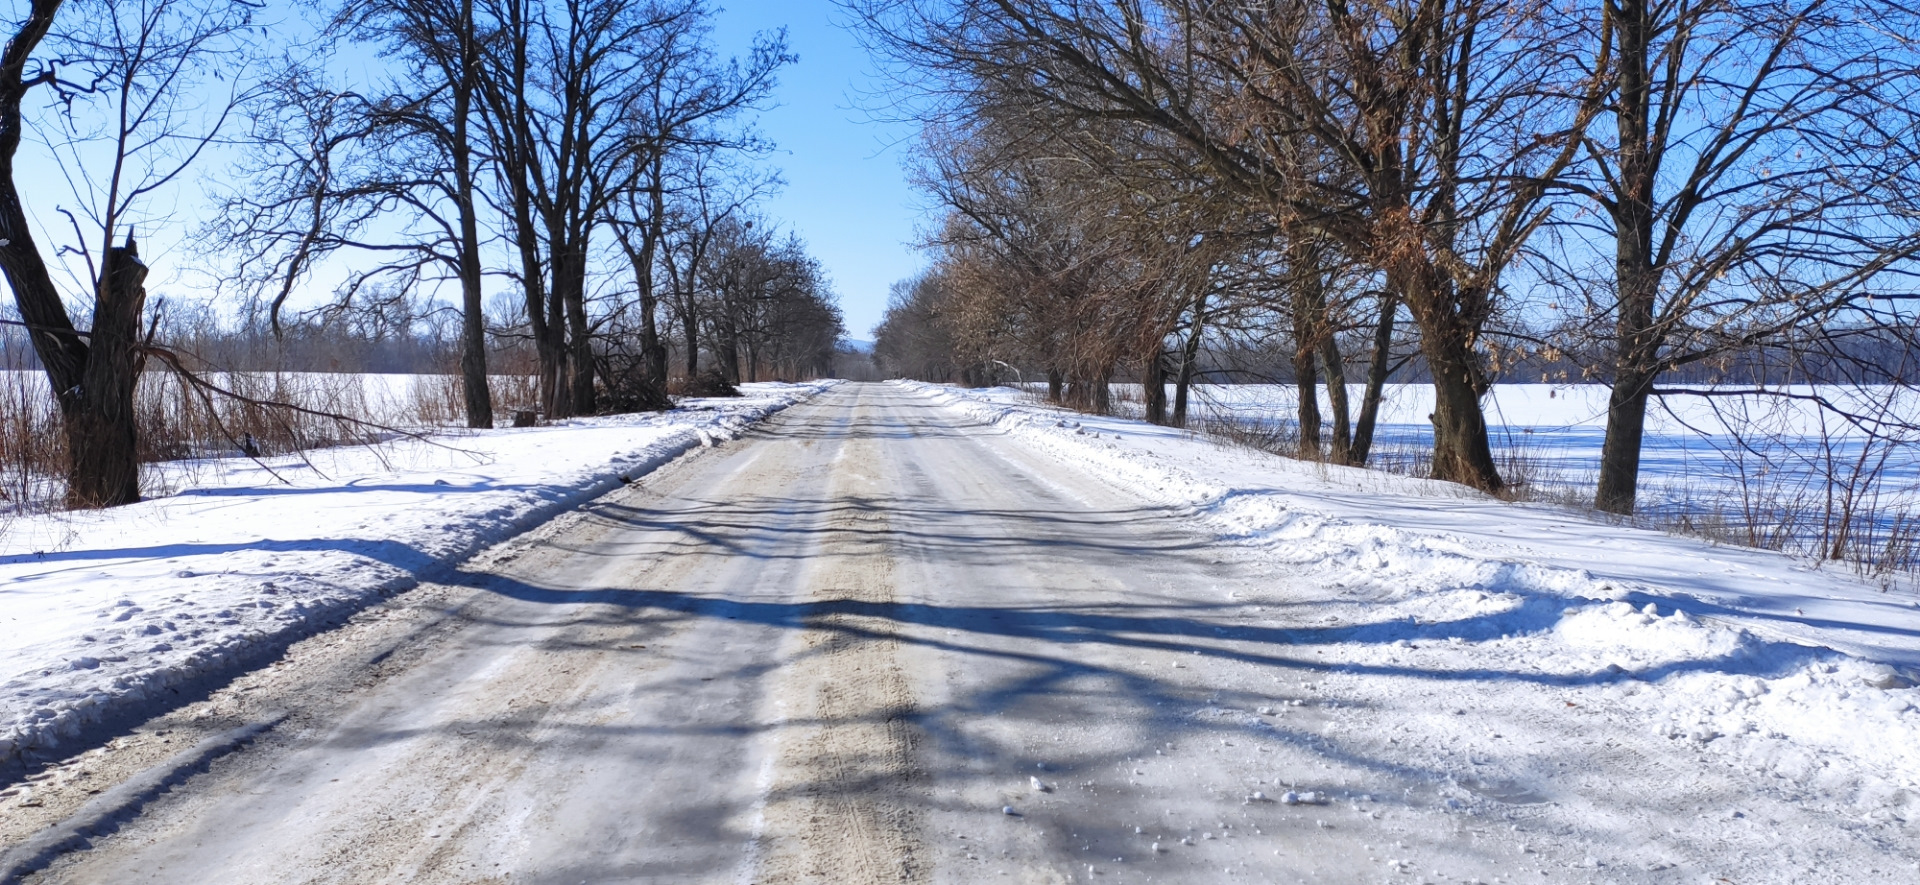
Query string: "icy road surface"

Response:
xmin=7 ymin=383 xmax=1916 ymax=883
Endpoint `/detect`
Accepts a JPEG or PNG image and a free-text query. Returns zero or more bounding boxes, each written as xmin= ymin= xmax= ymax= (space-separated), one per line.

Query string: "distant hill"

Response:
xmin=839 ymin=339 xmax=876 ymax=354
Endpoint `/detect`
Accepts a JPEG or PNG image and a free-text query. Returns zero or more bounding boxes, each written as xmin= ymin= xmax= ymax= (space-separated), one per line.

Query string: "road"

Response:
xmin=6 ymin=382 xmax=1859 ymax=883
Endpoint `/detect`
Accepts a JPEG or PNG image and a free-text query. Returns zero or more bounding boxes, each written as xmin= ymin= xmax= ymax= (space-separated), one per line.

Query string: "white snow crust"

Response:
xmin=904 ymin=380 xmax=1920 ymax=832
xmin=0 ymin=381 xmax=834 ymax=763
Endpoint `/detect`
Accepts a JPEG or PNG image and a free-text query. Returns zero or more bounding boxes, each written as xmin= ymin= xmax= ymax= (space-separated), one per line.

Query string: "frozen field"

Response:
xmin=1102 ymin=382 xmax=1920 ymax=529
xmin=2 ymin=369 xmax=484 ymax=428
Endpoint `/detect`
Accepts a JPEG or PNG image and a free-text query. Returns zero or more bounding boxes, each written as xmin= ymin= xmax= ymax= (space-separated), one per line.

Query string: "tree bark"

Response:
xmin=453 ymin=0 xmax=492 ymax=429
xmin=1143 ymin=350 xmax=1168 ymax=425
xmin=1347 ymin=291 xmax=1397 ymax=466
xmin=560 ymin=248 xmax=596 ymax=414
xmin=1320 ymin=332 xmax=1350 ymax=464
xmin=65 ymin=240 xmax=148 ymax=507
xmin=479 ymin=0 xmax=563 ymax=418
xmin=1172 ymin=291 xmax=1206 ymax=428
xmin=715 ymin=309 xmax=741 ymax=384
xmin=1596 ymin=369 xmax=1654 ymax=513
xmin=1404 ymin=262 xmax=1501 ymax=492
xmin=638 ymin=163 xmax=669 ymax=396
xmin=680 ymin=296 xmax=701 ymax=378
xmin=1595 ymin=0 xmax=1660 ymax=515
xmin=1291 ymin=299 xmax=1321 ymax=460
xmin=616 ymin=160 xmax=671 ymax=411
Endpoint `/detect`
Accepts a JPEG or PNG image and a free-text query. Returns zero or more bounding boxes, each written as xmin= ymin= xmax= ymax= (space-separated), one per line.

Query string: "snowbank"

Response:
xmin=0 ymin=382 xmax=835 ymax=764
xmin=903 ymin=381 xmax=1920 ymax=818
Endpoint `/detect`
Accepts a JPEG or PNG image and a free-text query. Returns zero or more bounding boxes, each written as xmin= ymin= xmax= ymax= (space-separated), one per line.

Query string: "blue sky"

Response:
xmin=710 ymin=0 xmax=927 ymax=339
xmin=7 ymin=0 xmax=923 ymax=342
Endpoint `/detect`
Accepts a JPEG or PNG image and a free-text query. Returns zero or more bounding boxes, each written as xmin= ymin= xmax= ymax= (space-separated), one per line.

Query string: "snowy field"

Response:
xmin=0 ymin=381 xmax=836 ymax=764
xmin=909 ymin=381 xmax=1920 ymax=844
xmin=2 ymin=370 xmax=454 ymax=424
xmin=1152 ymin=382 xmax=1920 ymax=485
xmin=1124 ymin=382 xmax=1920 ymax=502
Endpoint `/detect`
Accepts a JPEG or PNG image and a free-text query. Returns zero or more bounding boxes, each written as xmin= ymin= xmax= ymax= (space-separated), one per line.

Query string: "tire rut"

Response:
xmin=750 ymin=431 xmax=928 ymax=885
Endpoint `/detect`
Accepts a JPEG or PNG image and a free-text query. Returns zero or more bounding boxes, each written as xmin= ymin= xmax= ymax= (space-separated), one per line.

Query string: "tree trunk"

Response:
xmin=1595 ymin=0 xmax=1661 ymax=515
xmin=715 ymin=312 xmax=741 ymax=384
xmin=0 ymin=1 xmax=148 ymax=509
xmin=1320 ymin=334 xmax=1350 ymax=464
xmin=637 ymin=162 xmax=669 ymax=400
xmin=555 ymin=245 xmax=595 ymax=415
xmin=1292 ymin=311 xmax=1322 ymax=460
xmin=677 ymin=230 xmax=715 ymax=380
xmin=453 ymin=0 xmax=492 ymax=429
xmin=1046 ymin=368 xmax=1063 ymax=402
xmin=66 ymin=239 xmax=148 ymax=507
xmin=681 ymin=300 xmax=700 ymax=378
xmin=0 ymin=2 xmax=81 ymax=393
xmin=1290 ymin=240 xmax=1325 ymax=459
xmin=0 ymin=196 xmax=85 ymax=406
xmin=1412 ymin=284 xmax=1501 ymax=491
xmin=618 ymin=163 xmax=670 ymax=411
xmin=1064 ymin=375 xmax=1089 ymax=410
xmin=481 ymin=0 xmax=558 ymax=418
xmin=1348 ymin=292 xmax=1398 ymax=465
xmin=1143 ymin=351 xmax=1168 ymax=425
xmin=1092 ymin=365 xmax=1112 ymax=415
xmin=542 ymin=290 xmax=568 ymax=418
xmin=1596 ymin=369 xmax=1654 ymax=513
xmin=668 ymin=241 xmax=700 ymax=380
xmin=1173 ymin=292 xmax=1206 ymax=428
xmin=505 ymin=175 xmax=560 ymax=417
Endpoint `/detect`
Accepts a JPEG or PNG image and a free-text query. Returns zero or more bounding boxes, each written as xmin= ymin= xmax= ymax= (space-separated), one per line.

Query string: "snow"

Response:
xmin=1120 ymin=382 xmax=1920 ymax=514
xmin=9 ymin=374 xmax=1920 ymax=870
xmin=0 ymin=381 xmax=835 ymax=764
xmin=904 ymin=380 xmax=1920 ymax=833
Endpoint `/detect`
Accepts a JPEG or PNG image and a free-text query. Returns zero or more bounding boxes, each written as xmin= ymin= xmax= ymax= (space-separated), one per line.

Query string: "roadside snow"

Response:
xmin=903 ymin=380 xmax=1920 ymax=830
xmin=0 ymin=382 xmax=834 ymax=764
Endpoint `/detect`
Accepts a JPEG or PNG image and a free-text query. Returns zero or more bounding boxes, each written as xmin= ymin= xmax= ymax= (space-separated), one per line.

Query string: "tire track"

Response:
xmin=750 ymin=411 xmax=929 ymax=885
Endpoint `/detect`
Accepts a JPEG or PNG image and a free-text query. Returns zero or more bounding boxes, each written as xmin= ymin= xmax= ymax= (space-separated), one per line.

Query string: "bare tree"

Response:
xmin=214 ymin=0 xmax=496 ymax=430
xmin=605 ymin=15 xmax=787 ymax=407
xmin=854 ymin=0 xmax=1609 ymax=492
xmin=696 ymin=217 xmax=840 ymax=382
xmin=330 ymin=0 xmax=497 ymax=428
xmin=468 ymin=0 xmax=786 ymax=416
xmin=1552 ymin=0 xmax=1920 ymax=513
xmin=656 ymin=146 xmax=778 ymax=380
xmin=2 ymin=0 xmax=255 ymax=507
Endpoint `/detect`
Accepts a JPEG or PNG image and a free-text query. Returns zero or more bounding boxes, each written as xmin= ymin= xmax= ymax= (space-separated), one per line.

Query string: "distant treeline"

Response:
xmin=2 ymin=305 xmax=460 ymax=375
xmin=1174 ymin=325 xmax=1920 ymax=388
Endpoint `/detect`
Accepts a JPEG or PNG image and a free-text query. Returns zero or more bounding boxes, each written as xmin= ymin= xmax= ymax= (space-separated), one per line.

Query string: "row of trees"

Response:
xmin=861 ymin=0 xmax=1920 ymax=515
xmin=1 ymin=0 xmax=842 ymax=508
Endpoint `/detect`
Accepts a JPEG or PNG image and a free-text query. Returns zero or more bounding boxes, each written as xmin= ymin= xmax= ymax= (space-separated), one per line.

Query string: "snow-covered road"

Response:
xmin=4 ymin=382 xmax=1916 ymax=883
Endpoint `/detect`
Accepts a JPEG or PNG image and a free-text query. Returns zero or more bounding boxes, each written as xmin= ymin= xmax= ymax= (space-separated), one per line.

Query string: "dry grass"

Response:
xmin=0 ymin=366 xmax=540 ymax=523
xmin=408 ymin=367 xmax=543 ymax=426
xmin=0 ymin=370 xmax=64 ymax=514
xmin=137 ymin=371 xmax=384 ymax=461
xmin=1185 ymin=406 xmax=1300 ymax=456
